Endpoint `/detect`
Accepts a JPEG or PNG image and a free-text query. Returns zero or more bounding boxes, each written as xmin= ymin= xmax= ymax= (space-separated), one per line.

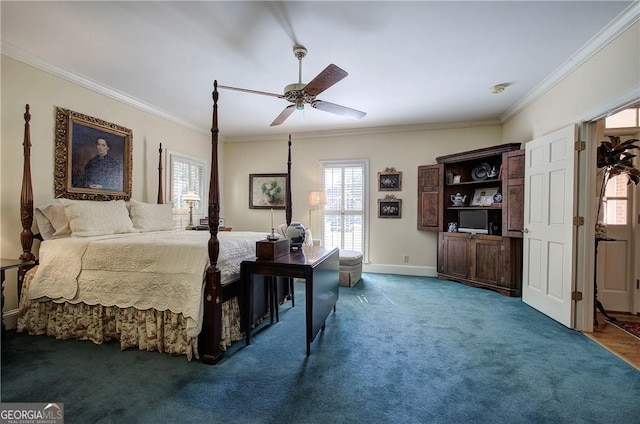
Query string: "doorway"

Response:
xmin=594 ymin=109 xmax=639 ymax=315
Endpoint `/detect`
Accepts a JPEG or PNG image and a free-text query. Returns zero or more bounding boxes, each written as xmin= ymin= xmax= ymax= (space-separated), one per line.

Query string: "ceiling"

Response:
xmin=1 ymin=1 xmax=636 ymax=142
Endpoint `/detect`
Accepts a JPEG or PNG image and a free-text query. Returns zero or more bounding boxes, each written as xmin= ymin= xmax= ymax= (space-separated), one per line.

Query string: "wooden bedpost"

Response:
xmin=20 ymin=104 xmax=35 ymax=263
xmin=286 ymin=134 xmax=292 ymax=226
xmin=157 ymin=143 xmax=164 ymax=204
xmin=202 ymin=80 xmax=223 ymax=365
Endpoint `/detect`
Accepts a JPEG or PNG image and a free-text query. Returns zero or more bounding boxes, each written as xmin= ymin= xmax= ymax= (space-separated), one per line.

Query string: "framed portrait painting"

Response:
xmin=54 ymin=107 xmax=132 ymax=200
xmin=249 ymin=173 xmax=288 ymax=209
xmin=378 ymin=195 xmax=402 ymax=218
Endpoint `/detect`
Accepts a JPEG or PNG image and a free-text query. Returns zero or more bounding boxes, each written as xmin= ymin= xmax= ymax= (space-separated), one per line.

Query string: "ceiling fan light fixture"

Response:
xmin=295 ymin=99 xmax=304 ymax=110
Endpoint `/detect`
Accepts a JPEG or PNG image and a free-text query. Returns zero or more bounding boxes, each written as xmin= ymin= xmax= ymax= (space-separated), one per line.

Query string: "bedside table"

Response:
xmin=1 ymin=258 xmax=36 ymax=338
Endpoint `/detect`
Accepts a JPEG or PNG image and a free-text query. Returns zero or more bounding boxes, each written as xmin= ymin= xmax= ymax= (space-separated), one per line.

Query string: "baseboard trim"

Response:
xmin=362 ymin=264 xmax=437 ymax=277
xmin=3 ymin=309 xmax=18 ymax=331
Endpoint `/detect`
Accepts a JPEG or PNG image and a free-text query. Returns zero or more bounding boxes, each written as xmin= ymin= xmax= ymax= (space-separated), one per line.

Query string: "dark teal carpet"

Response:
xmin=2 ymin=274 xmax=639 ymax=423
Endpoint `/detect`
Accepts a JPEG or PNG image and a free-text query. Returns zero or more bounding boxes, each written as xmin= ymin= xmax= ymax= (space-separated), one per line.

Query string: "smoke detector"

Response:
xmin=491 ymin=83 xmax=509 ymax=94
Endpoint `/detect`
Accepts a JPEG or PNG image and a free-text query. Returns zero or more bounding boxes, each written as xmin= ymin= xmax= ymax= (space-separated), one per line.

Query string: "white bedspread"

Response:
xmin=28 ymin=230 xmax=267 ymax=336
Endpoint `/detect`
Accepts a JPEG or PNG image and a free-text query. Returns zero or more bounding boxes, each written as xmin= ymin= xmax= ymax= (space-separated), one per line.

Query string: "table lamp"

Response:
xmin=183 ymin=191 xmax=200 ymax=230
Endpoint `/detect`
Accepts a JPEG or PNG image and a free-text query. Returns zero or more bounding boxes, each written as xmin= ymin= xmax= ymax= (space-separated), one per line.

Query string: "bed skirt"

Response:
xmin=17 ymin=267 xmax=244 ymax=361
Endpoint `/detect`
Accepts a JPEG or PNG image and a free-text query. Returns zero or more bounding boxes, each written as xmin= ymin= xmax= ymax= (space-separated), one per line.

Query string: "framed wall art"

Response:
xmin=378 ymin=167 xmax=402 ymax=191
xmin=378 ymin=194 xmax=402 ymax=218
xmin=470 ymin=187 xmax=499 ymax=206
xmin=249 ymin=173 xmax=288 ymax=209
xmin=54 ymin=107 xmax=133 ymax=200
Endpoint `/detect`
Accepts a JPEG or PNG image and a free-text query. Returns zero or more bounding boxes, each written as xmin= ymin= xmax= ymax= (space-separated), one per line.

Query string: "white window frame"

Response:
xmin=319 ymin=159 xmax=369 ymax=261
xmin=165 ymin=149 xmax=207 ymax=217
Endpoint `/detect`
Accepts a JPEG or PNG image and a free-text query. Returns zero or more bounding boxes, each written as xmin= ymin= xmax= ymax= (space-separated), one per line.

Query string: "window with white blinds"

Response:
xmin=166 ymin=150 xmax=206 ymax=215
xmin=321 ymin=160 xmax=368 ymax=254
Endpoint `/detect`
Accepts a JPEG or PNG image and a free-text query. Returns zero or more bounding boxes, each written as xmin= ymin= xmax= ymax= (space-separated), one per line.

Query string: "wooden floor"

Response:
xmin=583 ymin=312 xmax=640 ymax=371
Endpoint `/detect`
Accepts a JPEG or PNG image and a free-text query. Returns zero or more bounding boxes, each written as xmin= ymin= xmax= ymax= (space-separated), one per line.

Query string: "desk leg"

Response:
xmin=1 ymin=270 xmax=5 ymax=339
xmin=306 ymin=272 xmax=312 ymax=356
xmin=271 ymin=277 xmax=279 ymax=323
xmin=243 ymin=266 xmax=252 ymax=346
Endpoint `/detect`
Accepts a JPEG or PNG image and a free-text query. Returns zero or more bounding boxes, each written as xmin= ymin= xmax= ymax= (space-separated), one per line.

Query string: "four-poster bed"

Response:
xmin=15 ymin=81 xmax=294 ymax=364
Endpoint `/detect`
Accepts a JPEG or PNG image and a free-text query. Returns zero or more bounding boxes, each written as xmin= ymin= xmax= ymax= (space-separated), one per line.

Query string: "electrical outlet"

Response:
xmin=403 ymin=254 xmax=409 ymax=263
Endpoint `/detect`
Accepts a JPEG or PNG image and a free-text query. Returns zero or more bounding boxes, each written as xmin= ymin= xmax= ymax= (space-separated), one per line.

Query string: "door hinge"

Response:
xmin=572 ymin=291 xmax=583 ymax=301
xmin=573 ymin=216 xmax=584 ymax=226
xmin=575 ymin=141 xmax=586 ymax=151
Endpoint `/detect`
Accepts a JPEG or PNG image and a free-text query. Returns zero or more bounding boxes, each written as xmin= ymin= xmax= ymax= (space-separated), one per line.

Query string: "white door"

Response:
xmin=596 ymin=128 xmax=639 ymax=313
xmin=522 ymin=125 xmax=577 ymax=327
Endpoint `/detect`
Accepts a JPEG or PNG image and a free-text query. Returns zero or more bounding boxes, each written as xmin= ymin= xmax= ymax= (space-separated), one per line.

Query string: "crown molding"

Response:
xmin=4 ymin=2 xmax=637 ymax=141
xmin=500 ymin=2 xmax=640 ymax=123
xmin=1 ymin=42 xmax=207 ymax=135
xmin=574 ymin=84 xmax=640 ymax=123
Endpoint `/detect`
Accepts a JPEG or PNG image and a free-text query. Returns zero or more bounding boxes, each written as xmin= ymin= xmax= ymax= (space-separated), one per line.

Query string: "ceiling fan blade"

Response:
xmin=311 ymin=100 xmax=366 ymax=120
xmin=270 ymin=105 xmax=296 ymax=126
xmin=304 ymin=64 xmax=348 ymax=97
xmin=218 ymin=85 xmax=283 ymax=98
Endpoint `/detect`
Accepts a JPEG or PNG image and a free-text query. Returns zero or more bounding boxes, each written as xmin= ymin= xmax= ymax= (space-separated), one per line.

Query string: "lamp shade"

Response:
xmin=183 ymin=191 xmax=201 ymax=203
xmin=307 ymin=190 xmax=327 ymax=207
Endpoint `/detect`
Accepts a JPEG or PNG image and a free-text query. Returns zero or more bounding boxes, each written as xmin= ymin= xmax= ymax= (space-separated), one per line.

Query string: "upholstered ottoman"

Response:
xmin=339 ymin=250 xmax=363 ymax=287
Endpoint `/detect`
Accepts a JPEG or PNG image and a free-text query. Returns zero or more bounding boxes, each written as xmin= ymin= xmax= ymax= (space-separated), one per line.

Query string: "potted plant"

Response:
xmin=595 ymin=135 xmax=639 ymax=236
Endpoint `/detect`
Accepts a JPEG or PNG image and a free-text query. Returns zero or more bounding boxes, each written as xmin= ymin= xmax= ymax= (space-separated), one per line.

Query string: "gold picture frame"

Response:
xmin=378 ymin=167 xmax=402 ymax=191
xmin=54 ymin=107 xmax=133 ymax=200
xmin=378 ymin=195 xmax=402 ymax=218
xmin=249 ymin=173 xmax=288 ymax=209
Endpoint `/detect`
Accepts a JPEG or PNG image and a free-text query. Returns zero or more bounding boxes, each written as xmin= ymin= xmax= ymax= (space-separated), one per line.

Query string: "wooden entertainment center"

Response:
xmin=418 ymin=143 xmax=525 ymax=296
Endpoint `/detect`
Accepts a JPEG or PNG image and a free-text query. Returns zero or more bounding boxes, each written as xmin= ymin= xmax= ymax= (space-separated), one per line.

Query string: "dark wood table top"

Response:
xmin=244 ymin=246 xmax=338 ymax=267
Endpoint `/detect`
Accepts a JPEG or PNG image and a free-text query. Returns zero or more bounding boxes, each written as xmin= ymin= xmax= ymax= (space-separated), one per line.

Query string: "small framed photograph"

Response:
xmin=470 ymin=187 xmax=499 ymax=206
xmin=452 ymin=175 xmax=461 ymax=184
xmin=249 ymin=173 xmax=288 ymax=209
xmin=378 ymin=195 xmax=402 ymax=218
xmin=378 ymin=167 xmax=402 ymax=191
xmin=54 ymin=107 xmax=133 ymax=200
xmin=445 ymin=170 xmax=454 ymax=185
xmin=480 ymin=195 xmax=494 ymax=207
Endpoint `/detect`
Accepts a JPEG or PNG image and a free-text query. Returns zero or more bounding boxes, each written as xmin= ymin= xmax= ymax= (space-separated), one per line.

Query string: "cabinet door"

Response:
xmin=470 ymin=237 xmax=504 ymax=287
xmin=418 ymin=164 xmax=443 ymax=231
xmin=502 ymin=150 xmax=525 ymax=238
xmin=439 ymin=233 xmax=470 ymax=278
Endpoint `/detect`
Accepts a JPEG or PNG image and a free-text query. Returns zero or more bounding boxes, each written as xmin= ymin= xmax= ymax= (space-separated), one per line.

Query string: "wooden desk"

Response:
xmin=1 ymin=259 xmax=36 ymax=338
xmin=241 ymin=246 xmax=339 ymax=356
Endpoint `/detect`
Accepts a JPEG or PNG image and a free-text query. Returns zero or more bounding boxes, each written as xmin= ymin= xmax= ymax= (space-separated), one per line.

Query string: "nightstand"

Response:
xmin=1 ymin=259 xmax=36 ymax=338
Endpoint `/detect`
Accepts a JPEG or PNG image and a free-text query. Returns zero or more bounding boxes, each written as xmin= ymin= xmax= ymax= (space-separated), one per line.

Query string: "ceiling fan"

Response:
xmin=219 ymin=45 xmax=367 ymax=126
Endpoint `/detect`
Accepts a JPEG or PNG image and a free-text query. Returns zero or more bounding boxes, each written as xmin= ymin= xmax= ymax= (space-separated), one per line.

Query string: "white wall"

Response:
xmin=501 ymin=21 xmax=639 ymax=330
xmin=1 ymin=56 xmax=210 ymax=313
xmin=222 ymin=126 xmax=503 ymax=273
xmin=503 ymin=21 xmax=639 ymax=142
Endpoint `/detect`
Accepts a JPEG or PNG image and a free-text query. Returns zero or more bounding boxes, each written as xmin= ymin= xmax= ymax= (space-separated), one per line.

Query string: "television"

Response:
xmin=458 ymin=210 xmax=489 ymax=234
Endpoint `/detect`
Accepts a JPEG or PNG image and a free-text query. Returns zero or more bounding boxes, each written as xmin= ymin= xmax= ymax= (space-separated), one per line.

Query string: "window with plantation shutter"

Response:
xmin=320 ymin=160 xmax=368 ymax=256
xmin=166 ymin=150 xmax=206 ymax=216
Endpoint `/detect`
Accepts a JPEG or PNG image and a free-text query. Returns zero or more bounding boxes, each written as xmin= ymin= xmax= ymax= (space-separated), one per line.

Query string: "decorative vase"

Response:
xmin=285 ymin=221 xmax=306 ymax=250
xmin=493 ymin=191 xmax=502 ymax=204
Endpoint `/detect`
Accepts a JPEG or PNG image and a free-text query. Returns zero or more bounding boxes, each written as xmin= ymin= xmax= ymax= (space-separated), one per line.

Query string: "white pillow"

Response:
xmin=60 ymin=199 xmax=136 ymax=237
xmin=129 ymin=199 xmax=174 ymax=232
xmin=34 ymin=201 xmax=72 ymax=240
